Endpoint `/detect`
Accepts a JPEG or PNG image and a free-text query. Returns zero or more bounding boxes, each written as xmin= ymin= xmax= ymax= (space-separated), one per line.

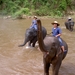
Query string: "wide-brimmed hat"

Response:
xmin=34 ymin=16 xmax=37 ymax=19
xmin=52 ymin=21 xmax=60 ymax=26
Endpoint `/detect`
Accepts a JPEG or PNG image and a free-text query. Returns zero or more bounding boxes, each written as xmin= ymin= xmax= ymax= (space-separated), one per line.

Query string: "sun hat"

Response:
xmin=34 ymin=16 xmax=37 ymax=19
xmin=68 ymin=17 xmax=71 ymax=20
xmin=52 ymin=21 xmax=60 ymax=26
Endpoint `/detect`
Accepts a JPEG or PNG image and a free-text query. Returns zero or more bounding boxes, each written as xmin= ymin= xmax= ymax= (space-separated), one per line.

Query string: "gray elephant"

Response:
xmin=65 ymin=17 xmax=74 ymax=31
xmin=37 ymin=19 xmax=68 ymax=75
xmin=19 ymin=27 xmax=47 ymax=47
xmin=65 ymin=21 xmax=74 ymax=31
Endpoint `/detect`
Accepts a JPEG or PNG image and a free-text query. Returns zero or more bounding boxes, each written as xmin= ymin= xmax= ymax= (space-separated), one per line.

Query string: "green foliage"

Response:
xmin=0 ymin=0 xmax=74 ymax=17
xmin=35 ymin=6 xmax=50 ymax=16
xmin=20 ymin=8 xmax=30 ymax=14
xmin=58 ymin=0 xmax=67 ymax=11
xmin=53 ymin=10 xmax=63 ymax=17
xmin=12 ymin=10 xmax=22 ymax=18
xmin=12 ymin=8 xmax=30 ymax=18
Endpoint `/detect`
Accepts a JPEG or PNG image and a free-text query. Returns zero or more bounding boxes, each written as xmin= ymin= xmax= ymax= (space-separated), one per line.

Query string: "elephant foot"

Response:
xmin=63 ymin=50 xmax=67 ymax=52
xmin=63 ymin=50 xmax=67 ymax=54
xmin=56 ymin=50 xmax=67 ymax=57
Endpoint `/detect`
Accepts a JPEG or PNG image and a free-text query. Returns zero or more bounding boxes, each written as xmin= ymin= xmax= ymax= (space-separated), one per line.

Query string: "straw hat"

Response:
xmin=52 ymin=21 xmax=60 ymax=26
xmin=34 ymin=16 xmax=37 ymax=19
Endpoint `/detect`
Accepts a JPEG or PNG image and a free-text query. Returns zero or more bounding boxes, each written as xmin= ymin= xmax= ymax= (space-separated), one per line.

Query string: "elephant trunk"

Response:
xmin=18 ymin=35 xmax=30 ymax=47
xmin=37 ymin=19 xmax=48 ymax=52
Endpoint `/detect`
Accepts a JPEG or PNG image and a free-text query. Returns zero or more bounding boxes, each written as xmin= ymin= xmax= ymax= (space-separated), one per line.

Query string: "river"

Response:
xmin=0 ymin=17 xmax=75 ymax=75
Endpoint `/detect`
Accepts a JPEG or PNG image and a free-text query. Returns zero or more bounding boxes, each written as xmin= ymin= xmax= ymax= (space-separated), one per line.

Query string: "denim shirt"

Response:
xmin=30 ymin=19 xmax=37 ymax=30
xmin=52 ymin=27 xmax=62 ymax=38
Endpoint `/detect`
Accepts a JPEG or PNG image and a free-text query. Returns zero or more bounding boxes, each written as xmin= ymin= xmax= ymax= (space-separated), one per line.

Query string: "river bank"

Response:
xmin=0 ymin=14 xmax=75 ymax=20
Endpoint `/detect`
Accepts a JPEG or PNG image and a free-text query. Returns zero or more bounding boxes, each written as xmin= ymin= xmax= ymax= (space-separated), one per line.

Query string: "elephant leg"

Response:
xmin=70 ymin=25 xmax=73 ymax=31
xmin=52 ymin=59 xmax=62 ymax=75
xmin=27 ymin=36 xmax=36 ymax=47
xmin=70 ymin=25 xmax=72 ymax=31
xmin=28 ymin=41 xmax=32 ymax=46
xmin=28 ymin=39 xmax=35 ymax=47
xmin=68 ymin=25 xmax=70 ymax=30
xmin=68 ymin=25 xmax=72 ymax=31
xmin=32 ymin=41 xmax=36 ymax=47
xmin=32 ymin=36 xmax=37 ymax=47
xmin=65 ymin=25 xmax=68 ymax=29
xmin=29 ymin=36 xmax=37 ymax=47
xmin=43 ymin=59 xmax=50 ymax=75
xmin=67 ymin=26 xmax=68 ymax=29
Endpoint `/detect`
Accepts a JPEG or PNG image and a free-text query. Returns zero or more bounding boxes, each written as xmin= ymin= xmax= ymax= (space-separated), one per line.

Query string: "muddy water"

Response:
xmin=0 ymin=17 xmax=75 ymax=75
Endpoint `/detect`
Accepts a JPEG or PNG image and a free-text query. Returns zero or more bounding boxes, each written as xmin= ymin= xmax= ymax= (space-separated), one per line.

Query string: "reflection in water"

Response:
xmin=0 ymin=17 xmax=75 ymax=75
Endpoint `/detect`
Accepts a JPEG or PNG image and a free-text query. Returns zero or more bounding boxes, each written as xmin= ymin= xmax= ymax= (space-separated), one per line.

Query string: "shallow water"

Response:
xmin=0 ymin=17 xmax=75 ymax=75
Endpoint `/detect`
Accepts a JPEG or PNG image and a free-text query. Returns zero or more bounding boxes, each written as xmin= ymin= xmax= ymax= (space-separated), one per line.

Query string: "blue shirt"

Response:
xmin=52 ymin=27 xmax=62 ymax=38
xmin=30 ymin=19 xmax=37 ymax=30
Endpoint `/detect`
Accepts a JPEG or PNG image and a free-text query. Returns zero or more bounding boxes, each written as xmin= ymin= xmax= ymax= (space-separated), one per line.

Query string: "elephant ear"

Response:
xmin=56 ymin=46 xmax=61 ymax=56
xmin=51 ymin=41 xmax=61 ymax=56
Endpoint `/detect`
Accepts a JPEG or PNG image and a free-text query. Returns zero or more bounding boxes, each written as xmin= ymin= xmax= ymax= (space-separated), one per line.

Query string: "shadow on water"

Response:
xmin=0 ymin=17 xmax=75 ymax=75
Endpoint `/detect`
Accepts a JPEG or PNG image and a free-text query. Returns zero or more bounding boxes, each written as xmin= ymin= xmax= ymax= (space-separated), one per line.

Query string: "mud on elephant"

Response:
xmin=37 ymin=19 xmax=68 ymax=75
xmin=19 ymin=27 xmax=47 ymax=47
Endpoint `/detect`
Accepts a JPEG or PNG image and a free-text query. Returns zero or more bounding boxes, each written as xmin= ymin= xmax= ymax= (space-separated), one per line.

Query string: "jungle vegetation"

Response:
xmin=0 ymin=0 xmax=75 ymax=18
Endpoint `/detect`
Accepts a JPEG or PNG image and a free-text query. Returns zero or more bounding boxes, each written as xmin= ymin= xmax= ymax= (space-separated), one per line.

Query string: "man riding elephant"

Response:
xmin=19 ymin=16 xmax=47 ymax=47
xmin=51 ymin=21 xmax=67 ymax=57
xmin=65 ymin=17 xmax=74 ymax=31
xmin=30 ymin=16 xmax=37 ymax=30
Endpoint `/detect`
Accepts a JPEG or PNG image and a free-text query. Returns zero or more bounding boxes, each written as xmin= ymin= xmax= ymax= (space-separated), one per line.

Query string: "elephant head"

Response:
xmin=19 ymin=26 xmax=47 ymax=47
xmin=37 ymin=19 xmax=68 ymax=75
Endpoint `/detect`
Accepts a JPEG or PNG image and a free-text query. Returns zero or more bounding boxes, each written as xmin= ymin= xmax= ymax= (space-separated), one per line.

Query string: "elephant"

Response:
xmin=19 ymin=26 xmax=47 ymax=47
xmin=65 ymin=21 xmax=69 ymax=29
xmin=37 ymin=19 xmax=68 ymax=75
xmin=65 ymin=21 xmax=74 ymax=31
